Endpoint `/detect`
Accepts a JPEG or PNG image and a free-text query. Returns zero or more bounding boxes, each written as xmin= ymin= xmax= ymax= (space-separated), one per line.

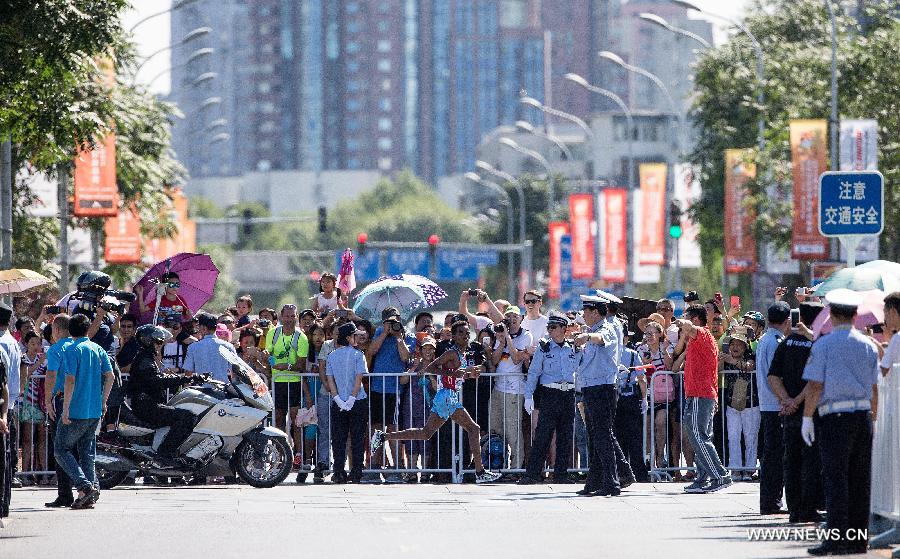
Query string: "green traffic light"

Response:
xmin=669 ymin=224 xmax=683 ymax=239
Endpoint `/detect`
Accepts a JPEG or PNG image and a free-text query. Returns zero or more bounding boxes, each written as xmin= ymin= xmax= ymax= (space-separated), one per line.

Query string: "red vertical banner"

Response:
xmin=789 ymin=120 xmax=829 ymax=259
xmin=567 ymin=194 xmax=595 ymax=279
xmin=601 ymin=189 xmax=627 ymax=283
xmin=73 ymin=133 xmax=118 ymax=217
xmin=638 ymin=163 xmax=666 ymax=265
xmin=724 ymin=149 xmax=757 ymax=273
xmin=547 ymin=221 xmax=570 ymax=298
xmin=104 ymin=205 xmax=142 ymax=264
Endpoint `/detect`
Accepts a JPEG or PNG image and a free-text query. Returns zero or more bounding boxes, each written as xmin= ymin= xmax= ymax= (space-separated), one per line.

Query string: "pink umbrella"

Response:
xmin=812 ymin=289 xmax=885 ymax=337
xmin=130 ymin=253 xmax=219 ymax=325
xmin=337 ymin=248 xmax=356 ymax=295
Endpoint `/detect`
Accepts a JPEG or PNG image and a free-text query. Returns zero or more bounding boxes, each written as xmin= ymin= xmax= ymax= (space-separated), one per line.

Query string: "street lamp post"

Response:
xmin=515 ymin=121 xmax=574 ymax=162
xmin=475 ymin=160 xmax=531 ymax=291
xmin=133 ymin=26 xmax=211 ymax=76
xmin=638 ymin=12 xmax=711 ymax=48
xmin=520 ymin=96 xmax=597 ymax=180
xmin=498 ymin=137 xmax=555 ymax=210
xmin=824 ymin=0 xmax=839 ymax=172
xmin=564 ymin=73 xmax=636 ymax=291
xmin=129 ymin=0 xmax=203 ymax=32
xmin=145 ymin=47 xmax=215 ymax=89
xmin=466 ymin=172 xmax=515 ymax=302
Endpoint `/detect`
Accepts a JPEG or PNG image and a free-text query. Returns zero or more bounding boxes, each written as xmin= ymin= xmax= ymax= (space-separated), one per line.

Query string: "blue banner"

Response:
xmin=335 ymin=251 xmax=380 ymax=282
xmin=436 ymin=249 xmax=499 ymax=281
xmin=819 ymin=171 xmax=884 ymax=236
xmin=558 ymin=235 xmax=587 ymax=311
xmin=386 ymin=250 xmax=430 ymax=276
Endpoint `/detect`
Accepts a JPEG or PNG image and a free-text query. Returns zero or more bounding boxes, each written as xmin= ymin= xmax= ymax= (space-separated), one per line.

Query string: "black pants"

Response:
xmin=615 ymin=398 xmax=648 ymax=482
xmin=819 ymin=411 xmax=872 ymax=550
xmin=461 ymin=376 xmax=491 ymax=467
xmin=759 ymin=411 xmax=784 ymax=511
xmin=584 ymin=384 xmax=632 ymax=491
xmin=133 ymin=399 xmax=196 ymax=458
xmin=331 ymin=400 xmax=366 ymax=480
xmin=783 ymin=413 xmax=823 ymax=521
xmin=1 ymin=412 xmax=11 ymax=517
xmin=525 ymin=386 xmax=574 ymax=479
xmin=52 ymin=395 xmax=75 ymax=502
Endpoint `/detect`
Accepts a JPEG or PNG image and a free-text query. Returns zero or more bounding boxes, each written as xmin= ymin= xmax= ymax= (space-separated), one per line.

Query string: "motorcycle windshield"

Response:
xmin=219 ymin=346 xmax=270 ymax=398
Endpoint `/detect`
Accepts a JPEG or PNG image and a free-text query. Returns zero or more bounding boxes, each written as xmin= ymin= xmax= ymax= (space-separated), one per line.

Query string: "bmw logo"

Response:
xmin=217 ymin=409 xmax=227 ymax=417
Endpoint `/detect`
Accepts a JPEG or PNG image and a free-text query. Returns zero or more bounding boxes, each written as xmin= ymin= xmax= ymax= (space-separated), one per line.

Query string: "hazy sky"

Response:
xmin=124 ymin=0 xmax=752 ymax=96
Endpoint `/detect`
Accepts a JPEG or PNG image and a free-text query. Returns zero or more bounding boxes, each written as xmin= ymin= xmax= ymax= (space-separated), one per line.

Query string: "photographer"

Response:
xmin=135 ymin=272 xmax=192 ymax=325
xmin=58 ymin=271 xmax=133 ymax=352
xmin=489 ymin=305 xmax=533 ymax=472
xmin=458 ymin=289 xmax=504 ymax=331
xmin=366 ymin=307 xmax=413 ymax=482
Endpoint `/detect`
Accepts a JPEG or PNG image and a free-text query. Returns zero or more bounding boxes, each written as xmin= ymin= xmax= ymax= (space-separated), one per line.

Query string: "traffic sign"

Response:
xmin=436 ymin=249 xmax=499 ymax=281
xmin=386 ymin=250 xmax=430 ymax=276
xmin=818 ymin=171 xmax=884 ymax=237
xmin=558 ymin=235 xmax=588 ymax=310
xmin=335 ymin=250 xmax=380 ymax=281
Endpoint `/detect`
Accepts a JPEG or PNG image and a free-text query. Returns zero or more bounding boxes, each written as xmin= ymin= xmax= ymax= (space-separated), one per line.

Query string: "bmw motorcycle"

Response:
xmin=96 ymin=347 xmax=292 ymax=489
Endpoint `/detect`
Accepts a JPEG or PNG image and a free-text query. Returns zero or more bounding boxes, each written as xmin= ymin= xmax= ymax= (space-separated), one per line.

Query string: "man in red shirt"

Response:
xmin=675 ymin=304 xmax=731 ymax=494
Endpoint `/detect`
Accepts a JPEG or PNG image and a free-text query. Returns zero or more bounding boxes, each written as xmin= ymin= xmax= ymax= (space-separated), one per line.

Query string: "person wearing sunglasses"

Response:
xmin=135 ymin=272 xmax=192 ymax=325
xmin=521 ymin=291 xmax=548 ymax=343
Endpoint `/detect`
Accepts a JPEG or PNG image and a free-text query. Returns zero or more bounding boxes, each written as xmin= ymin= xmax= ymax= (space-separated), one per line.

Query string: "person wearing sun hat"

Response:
xmin=801 ymin=288 xmax=880 ymax=556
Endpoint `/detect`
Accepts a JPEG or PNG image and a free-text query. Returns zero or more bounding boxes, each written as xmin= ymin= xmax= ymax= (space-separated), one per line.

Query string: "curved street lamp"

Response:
xmin=637 ymin=12 xmax=711 ymax=48
xmin=515 ymin=120 xmax=574 ymax=162
xmin=134 ymin=26 xmax=211 ymax=76
xmin=190 ymin=72 xmax=217 ymax=88
xmin=465 ymin=172 xmax=515 ymax=302
xmin=129 ymin=0 xmax=203 ymax=32
xmin=146 ymin=47 xmax=215 ymax=89
xmin=498 ymin=137 xmax=556 ymax=209
xmin=475 ymin=160 xmax=526 ymax=254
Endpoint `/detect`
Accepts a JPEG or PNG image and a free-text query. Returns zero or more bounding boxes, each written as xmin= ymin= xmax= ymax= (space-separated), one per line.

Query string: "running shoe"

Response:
xmin=683 ymin=479 xmax=710 ymax=494
xmin=702 ymin=476 xmax=734 ymax=493
xmin=475 ymin=470 xmax=502 ymax=484
xmin=370 ymin=429 xmax=386 ymax=454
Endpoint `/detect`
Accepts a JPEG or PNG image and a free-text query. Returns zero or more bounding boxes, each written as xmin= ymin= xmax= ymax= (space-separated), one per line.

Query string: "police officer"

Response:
xmin=574 ymin=295 xmax=635 ymax=496
xmin=801 ymin=289 xmax=880 ymax=556
xmin=127 ymin=325 xmax=197 ymax=467
xmin=518 ymin=312 xmax=580 ymax=484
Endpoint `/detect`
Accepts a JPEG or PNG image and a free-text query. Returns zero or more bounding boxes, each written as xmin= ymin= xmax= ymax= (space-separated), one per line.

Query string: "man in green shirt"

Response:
xmin=264 ymin=304 xmax=309 ymax=465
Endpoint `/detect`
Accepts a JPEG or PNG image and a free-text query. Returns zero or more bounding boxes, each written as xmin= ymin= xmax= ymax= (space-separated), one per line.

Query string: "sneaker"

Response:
xmin=87 ymin=487 xmax=101 ymax=504
xmin=703 ymin=476 xmax=733 ymax=493
xmin=475 ymin=470 xmax=501 ymax=484
xmin=70 ymin=489 xmax=96 ymax=510
xmin=45 ymin=497 xmax=75 ymax=508
xmin=684 ymin=479 xmax=710 ymax=494
xmin=370 ymin=430 xmax=386 ymax=454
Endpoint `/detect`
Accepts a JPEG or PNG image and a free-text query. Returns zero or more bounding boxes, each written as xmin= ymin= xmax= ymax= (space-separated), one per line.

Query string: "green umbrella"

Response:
xmin=812 ymin=266 xmax=900 ymax=296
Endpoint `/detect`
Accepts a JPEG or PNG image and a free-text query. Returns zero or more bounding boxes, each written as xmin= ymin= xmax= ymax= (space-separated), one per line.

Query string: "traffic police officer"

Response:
xmin=801 ymin=288 xmax=880 ymax=556
xmin=518 ymin=312 xmax=580 ymax=484
xmin=574 ymin=295 xmax=635 ymax=496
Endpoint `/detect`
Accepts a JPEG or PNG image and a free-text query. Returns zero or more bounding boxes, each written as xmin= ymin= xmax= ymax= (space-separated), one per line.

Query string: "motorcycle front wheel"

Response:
xmin=235 ymin=436 xmax=292 ymax=488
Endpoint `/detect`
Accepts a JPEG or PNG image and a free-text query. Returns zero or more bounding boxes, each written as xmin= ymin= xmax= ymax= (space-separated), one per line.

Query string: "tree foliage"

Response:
xmin=689 ymin=0 xmax=899 ymax=262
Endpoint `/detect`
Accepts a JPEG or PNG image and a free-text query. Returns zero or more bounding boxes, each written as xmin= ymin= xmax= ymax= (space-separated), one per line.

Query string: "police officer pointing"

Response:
xmin=801 ymin=288 xmax=880 ymax=556
xmin=574 ymin=295 xmax=635 ymax=496
xmin=518 ymin=312 xmax=580 ymax=484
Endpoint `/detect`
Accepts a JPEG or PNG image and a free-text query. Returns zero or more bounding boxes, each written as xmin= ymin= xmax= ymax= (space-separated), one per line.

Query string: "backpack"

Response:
xmin=480 ymin=433 xmax=507 ymax=470
xmin=651 ymin=373 xmax=675 ymax=404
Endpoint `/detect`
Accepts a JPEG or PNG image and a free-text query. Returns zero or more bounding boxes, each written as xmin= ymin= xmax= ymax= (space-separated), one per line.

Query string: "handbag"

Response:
xmin=729 ymin=376 xmax=749 ymax=412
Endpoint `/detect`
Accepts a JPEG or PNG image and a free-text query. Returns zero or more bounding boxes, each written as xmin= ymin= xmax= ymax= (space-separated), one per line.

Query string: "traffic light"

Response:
xmin=428 ymin=234 xmax=440 ymax=257
xmin=242 ymin=208 xmax=254 ymax=235
xmin=357 ymin=232 xmax=368 ymax=255
xmin=317 ymin=206 xmax=327 ymax=234
xmin=668 ymin=202 xmax=683 ymax=239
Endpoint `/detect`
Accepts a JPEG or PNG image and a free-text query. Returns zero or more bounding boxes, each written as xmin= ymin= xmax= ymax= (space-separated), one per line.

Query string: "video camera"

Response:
xmin=71 ymin=270 xmax=136 ymax=317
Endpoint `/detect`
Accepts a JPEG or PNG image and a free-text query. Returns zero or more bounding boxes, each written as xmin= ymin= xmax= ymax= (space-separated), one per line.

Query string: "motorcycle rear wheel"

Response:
xmin=235 ymin=436 xmax=292 ymax=488
xmin=96 ymin=466 xmax=129 ymax=490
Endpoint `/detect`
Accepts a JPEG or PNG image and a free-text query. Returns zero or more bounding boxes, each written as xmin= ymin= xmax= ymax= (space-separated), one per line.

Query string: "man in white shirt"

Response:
xmin=882 ymin=292 xmax=900 ymax=376
xmin=489 ymin=305 xmax=533 ymax=470
xmin=521 ymin=291 xmax=548 ymax=343
xmin=0 ymin=304 xmax=22 ymax=492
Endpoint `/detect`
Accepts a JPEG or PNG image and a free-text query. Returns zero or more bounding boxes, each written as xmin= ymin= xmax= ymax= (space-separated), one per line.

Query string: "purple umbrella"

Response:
xmin=373 ymin=274 xmax=447 ymax=307
xmin=130 ymin=252 xmax=220 ymax=324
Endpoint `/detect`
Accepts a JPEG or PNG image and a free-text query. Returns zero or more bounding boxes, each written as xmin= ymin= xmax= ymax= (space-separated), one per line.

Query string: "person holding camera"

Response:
xmin=366 ymin=307 xmax=413 ymax=482
xmin=488 ymin=305 xmax=533 ymax=473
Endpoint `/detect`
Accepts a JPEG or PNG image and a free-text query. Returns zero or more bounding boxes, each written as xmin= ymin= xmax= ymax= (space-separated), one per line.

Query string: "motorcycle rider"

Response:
xmin=126 ymin=324 xmax=196 ymax=466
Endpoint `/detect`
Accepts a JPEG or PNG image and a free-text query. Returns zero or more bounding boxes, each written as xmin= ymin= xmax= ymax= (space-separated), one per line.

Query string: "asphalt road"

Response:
xmin=1 ymin=480 xmax=879 ymax=558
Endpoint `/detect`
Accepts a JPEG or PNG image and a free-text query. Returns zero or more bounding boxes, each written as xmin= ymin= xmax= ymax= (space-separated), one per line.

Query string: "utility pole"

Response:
xmin=0 ymin=138 xmax=11 ymax=269
xmin=58 ymin=163 xmax=71 ymax=292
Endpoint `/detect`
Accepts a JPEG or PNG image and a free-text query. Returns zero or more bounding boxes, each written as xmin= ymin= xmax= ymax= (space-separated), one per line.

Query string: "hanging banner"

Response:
xmin=789 ymin=120 xmax=829 ymax=259
xmin=638 ymin=163 xmax=666 ymax=265
xmin=601 ymin=189 xmax=627 ymax=283
xmin=73 ymin=133 xmax=118 ymax=217
xmin=104 ymin=205 xmax=142 ymax=264
xmin=567 ymin=194 xmax=595 ymax=279
xmin=839 ymin=119 xmax=879 ymax=262
xmin=673 ymin=164 xmax=702 ymax=268
xmin=631 ymin=192 xmax=662 ymax=284
xmin=547 ymin=221 xmax=570 ymax=299
xmin=724 ymin=149 xmax=757 ymax=273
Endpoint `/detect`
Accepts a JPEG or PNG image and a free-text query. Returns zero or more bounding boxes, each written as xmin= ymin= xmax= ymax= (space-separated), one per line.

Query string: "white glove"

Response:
xmin=640 ymin=400 xmax=649 ymax=414
xmin=524 ymin=398 xmax=534 ymax=415
xmin=801 ymin=416 xmax=815 ymax=446
xmin=344 ymin=396 xmax=356 ymax=410
xmin=333 ymin=395 xmax=346 ymax=410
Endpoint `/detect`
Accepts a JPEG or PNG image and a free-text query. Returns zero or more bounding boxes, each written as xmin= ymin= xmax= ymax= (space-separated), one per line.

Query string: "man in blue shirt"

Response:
xmin=42 ymin=315 xmax=78 ymax=508
xmin=366 ymin=307 xmax=412 ymax=479
xmin=55 ymin=314 xmax=115 ymax=510
xmin=182 ymin=313 xmax=238 ymax=382
xmin=802 ymin=289 xmax=880 ymax=556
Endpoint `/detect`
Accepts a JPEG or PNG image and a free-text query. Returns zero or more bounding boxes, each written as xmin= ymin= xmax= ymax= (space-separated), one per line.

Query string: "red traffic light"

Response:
xmin=428 ymin=234 xmax=440 ymax=246
xmin=357 ymin=232 xmax=368 ymax=244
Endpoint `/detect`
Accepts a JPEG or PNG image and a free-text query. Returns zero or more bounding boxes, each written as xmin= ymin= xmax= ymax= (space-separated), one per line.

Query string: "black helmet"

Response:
xmin=135 ymin=324 xmax=171 ymax=349
xmin=76 ymin=270 xmax=112 ymax=292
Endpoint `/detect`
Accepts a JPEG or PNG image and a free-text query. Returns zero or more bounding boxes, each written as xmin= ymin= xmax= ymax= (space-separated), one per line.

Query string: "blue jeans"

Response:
xmin=54 ymin=418 xmax=100 ymax=491
xmin=683 ymin=397 xmax=727 ymax=482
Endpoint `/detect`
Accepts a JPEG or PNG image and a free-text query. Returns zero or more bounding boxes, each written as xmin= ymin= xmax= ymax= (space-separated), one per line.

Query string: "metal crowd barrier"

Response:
xmin=646 ymin=370 xmax=761 ymax=482
xmin=870 ymin=363 xmax=900 ymax=553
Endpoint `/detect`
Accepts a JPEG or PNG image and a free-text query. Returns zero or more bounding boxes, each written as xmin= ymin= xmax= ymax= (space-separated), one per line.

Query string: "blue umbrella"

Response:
xmin=352 ymin=279 xmax=426 ymax=322
xmin=373 ymin=274 xmax=448 ymax=307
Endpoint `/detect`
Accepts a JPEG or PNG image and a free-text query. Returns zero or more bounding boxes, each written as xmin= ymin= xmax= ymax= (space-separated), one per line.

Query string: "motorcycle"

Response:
xmin=96 ymin=347 xmax=293 ymax=489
